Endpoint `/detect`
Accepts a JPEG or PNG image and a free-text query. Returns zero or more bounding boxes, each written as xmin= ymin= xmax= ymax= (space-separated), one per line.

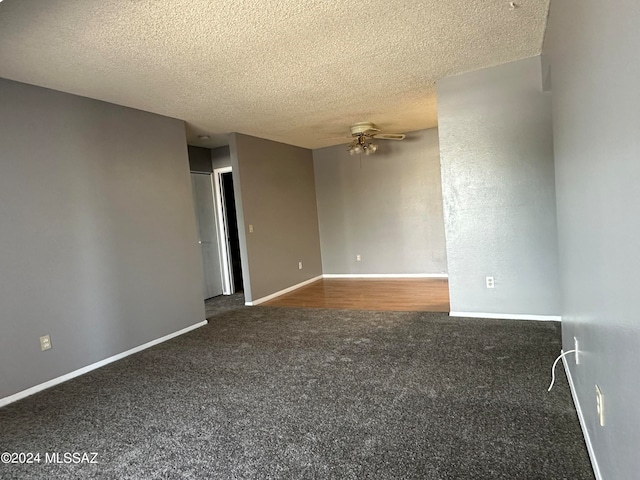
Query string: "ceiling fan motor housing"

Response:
xmin=350 ymin=122 xmax=380 ymax=137
xmin=347 ymin=122 xmax=406 ymax=155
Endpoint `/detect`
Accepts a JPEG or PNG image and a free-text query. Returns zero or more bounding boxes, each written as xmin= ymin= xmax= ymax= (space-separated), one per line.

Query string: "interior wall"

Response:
xmin=187 ymin=145 xmax=212 ymax=173
xmin=229 ymin=133 xmax=322 ymax=302
xmin=211 ymin=145 xmax=231 ymax=170
xmin=544 ymin=1 xmax=640 ymax=477
xmin=0 ymin=78 xmax=205 ymax=400
xmin=313 ymin=128 xmax=447 ymax=275
xmin=437 ymin=56 xmax=561 ymax=316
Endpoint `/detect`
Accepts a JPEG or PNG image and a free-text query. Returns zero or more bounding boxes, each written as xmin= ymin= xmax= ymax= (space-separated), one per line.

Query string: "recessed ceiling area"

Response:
xmin=0 ymin=0 xmax=549 ymax=149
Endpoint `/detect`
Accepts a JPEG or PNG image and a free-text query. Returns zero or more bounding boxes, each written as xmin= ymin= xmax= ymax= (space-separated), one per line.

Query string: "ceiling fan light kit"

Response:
xmin=347 ymin=122 xmax=405 ymax=156
xmin=348 ymin=136 xmax=378 ymax=156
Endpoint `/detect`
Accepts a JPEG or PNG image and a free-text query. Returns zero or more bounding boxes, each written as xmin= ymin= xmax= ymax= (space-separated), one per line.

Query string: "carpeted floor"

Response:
xmin=0 ymin=302 xmax=594 ymax=479
xmin=205 ymin=292 xmax=245 ymax=319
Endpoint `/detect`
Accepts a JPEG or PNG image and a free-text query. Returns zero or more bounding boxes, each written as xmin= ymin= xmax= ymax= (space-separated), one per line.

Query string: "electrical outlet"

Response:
xmin=595 ymin=385 xmax=604 ymax=426
xmin=574 ymin=337 xmax=579 ymax=365
xmin=486 ymin=276 xmax=495 ymax=289
xmin=40 ymin=335 xmax=51 ymax=351
xmin=248 ymin=224 xmax=254 ymax=233
xmin=298 ymin=261 xmax=303 ymax=270
xmin=356 ymin=254 xmax=361 ymax=262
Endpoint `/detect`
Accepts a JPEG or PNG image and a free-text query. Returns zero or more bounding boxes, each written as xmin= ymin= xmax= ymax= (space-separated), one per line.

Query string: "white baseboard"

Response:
xmin=449 ymin=311 xmax=561 ymax=321
xmin=562 ymin=354 xmax=603 ymax=480
xmin=322 ymin=273 xmax=448 ymax=279
xmin=246 ymin=275 xmax=323 ymax=306
xmin=0 ymin=320 xmax=208 ymax=408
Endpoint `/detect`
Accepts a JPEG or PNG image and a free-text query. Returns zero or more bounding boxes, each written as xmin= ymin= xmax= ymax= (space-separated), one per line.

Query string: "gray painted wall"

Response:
xmin=188 ymin=145 xmax=212 ymax=173
xmin=544 ymin=1 xmax=640 ymax=477
xmin=229 ymin=133 xmax=322 ymax=302
xmin=437 ymin=56 xmax=561 ymax=316
xmin=211 ymin=146 xmax=231 ymax=170
xmin=313 ymin=129 xmax=447 ymax=275
xmin=0 ymin=78 xmax=205 ymax=400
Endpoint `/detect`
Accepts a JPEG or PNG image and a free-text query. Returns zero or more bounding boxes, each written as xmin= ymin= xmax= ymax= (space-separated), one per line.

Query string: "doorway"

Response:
xmin=213 ymin=167 xmax=243 ymax=294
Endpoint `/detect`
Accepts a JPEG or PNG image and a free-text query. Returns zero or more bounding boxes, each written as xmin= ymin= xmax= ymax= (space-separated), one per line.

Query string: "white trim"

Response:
xmin=562 ymin=354 xmax=603 ymax=480
xmin=246 ymin=275 xmax=323 ymax=306
xmin=0 ymin=320 xmax=208 ymax=408
xmin=322 ymin=273 xmax=448 ymax=279
xmin=213 ymin=167 xmax=233 ymax=295
xmin=449 ymin=311 xmax=561 ymax=321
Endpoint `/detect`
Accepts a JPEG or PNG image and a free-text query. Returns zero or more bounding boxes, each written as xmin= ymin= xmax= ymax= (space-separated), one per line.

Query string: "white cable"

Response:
xmin=548 ymin=349 xmax=577 ymax=392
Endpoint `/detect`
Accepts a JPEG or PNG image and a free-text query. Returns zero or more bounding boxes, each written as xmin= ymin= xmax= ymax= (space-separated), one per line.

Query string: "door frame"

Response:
xmin=212 ymin=167 xmax=234 ymax=295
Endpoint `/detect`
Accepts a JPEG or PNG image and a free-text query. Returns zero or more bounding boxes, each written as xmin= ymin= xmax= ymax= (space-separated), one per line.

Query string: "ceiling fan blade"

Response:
xmin=373 ymin=133 xmax=406 ymax=140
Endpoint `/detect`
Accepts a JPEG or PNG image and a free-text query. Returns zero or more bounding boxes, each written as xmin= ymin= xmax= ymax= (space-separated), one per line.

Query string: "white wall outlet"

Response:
xmin=40 ymin=334 xmax=51 ymax=351
xmin=356 ymin=254 xmax=361 ymax=262
xmin=298 ymin=261 xmax=303 ymax=270
xmin=486 ymin=276 xmax=495 ymax=288
xmin=248 ymin=224 xmax=254 ymax=233
xmin=574 ymin=337 xmax=579 ymax=365
xmin=595 ymin=385 xmax=604 ymax=426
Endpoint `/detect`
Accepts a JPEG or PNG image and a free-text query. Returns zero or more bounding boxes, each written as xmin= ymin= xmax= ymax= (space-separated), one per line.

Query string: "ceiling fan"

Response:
xmin=347 ymin=122 xmax=406 ymax=156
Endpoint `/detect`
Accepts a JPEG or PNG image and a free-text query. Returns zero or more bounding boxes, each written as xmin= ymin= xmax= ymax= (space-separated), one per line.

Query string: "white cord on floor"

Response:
xmin=548 ymin=349 xmax=577 ymax=392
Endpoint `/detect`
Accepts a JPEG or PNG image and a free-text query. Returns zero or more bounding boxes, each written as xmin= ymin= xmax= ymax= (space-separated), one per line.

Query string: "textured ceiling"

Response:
xmin=0 ymin=0 xmax=549 ymax=149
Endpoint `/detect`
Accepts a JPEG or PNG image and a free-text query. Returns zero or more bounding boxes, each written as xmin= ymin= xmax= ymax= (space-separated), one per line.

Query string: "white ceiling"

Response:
xmin=0 ymin=0 xmax=550 ymax=149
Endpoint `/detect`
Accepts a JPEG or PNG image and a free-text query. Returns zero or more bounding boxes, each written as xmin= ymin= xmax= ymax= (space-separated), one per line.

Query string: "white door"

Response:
xmin=213 ymin=166 xmax=234 ymax=294
xmin=191 ymin=173 xmax=223 ymax=299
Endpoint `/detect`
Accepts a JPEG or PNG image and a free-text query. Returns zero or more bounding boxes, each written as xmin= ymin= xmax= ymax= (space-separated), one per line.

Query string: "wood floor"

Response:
xmin=262 ymin=278 xmax=450 ymax=312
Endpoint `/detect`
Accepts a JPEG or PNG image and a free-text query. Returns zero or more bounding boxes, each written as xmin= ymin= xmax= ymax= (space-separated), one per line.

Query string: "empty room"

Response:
xmin=1 ymin=1 xmax=637 ymax=479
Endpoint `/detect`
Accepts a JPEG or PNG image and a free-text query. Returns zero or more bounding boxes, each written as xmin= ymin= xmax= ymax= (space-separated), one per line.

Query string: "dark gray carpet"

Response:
xmin=205 ymin=292 xmax=245 ymax=319
xmin=0 ymin=305 xmax=594 ymax=479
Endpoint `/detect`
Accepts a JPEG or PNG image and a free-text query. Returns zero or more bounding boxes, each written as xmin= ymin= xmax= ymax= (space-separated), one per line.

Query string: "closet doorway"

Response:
xmin=213 ymin=167 xmax=243 ymax=294
xmin=191 ymin=169 xmax=242 ymax=300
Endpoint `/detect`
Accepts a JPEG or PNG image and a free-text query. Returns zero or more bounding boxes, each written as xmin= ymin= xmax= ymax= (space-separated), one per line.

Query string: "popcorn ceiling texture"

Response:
xmin=0 ymin=0 xmax=549 ymax=149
